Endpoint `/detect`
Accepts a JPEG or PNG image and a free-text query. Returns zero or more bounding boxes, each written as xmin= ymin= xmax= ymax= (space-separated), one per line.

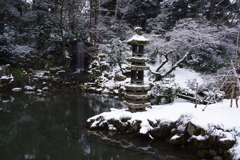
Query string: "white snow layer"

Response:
xmin=127 ymin=34 xmax=149 ymax=43
xmin=87 ymin=98 xmax=240 ymax=159
xmin=88 ymin=60 xmax=239 ymax=158
xmin=174 ymin=67 xmax=204 ymax=88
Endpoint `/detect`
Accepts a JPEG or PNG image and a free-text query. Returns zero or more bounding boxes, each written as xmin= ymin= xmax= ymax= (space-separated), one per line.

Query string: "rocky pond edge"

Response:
xmin=85 ymin=108 xmax=239 ymax=160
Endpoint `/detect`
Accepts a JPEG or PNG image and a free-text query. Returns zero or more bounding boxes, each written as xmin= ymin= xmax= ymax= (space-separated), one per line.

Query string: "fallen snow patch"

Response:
xmin=87 ymin=98 xmax=240 ymax=159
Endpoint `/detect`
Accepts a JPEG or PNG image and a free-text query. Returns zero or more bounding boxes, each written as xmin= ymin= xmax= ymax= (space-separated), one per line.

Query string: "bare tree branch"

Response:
xmin=161 ymin=50 xmax=191 ymax=78
xmin=149 ymin=48 xmax=192 ymax=81
xmin=155 ymin=50 xmax=174 ymax=72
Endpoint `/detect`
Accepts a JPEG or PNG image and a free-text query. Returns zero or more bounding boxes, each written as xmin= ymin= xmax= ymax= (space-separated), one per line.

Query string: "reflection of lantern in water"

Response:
xmin=124 ymin=27 xmax=151 ymax=111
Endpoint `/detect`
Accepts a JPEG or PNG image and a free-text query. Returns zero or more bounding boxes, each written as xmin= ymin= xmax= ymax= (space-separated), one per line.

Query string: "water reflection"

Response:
xmin=0 ymin=92 xmax=158 ymax=160
xmin=0 ymin=92 xmax=199 ymax=160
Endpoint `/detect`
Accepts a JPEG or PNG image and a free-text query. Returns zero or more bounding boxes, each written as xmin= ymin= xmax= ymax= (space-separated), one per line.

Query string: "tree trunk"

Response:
xmin=208 ymin=0 xmax=215 ymax=21
xmin=61 ymin=28 xmax=66 ymax=61
xmin=59 ymin=5 xmax=66 ymax=61
xmin=89 ymin=0 xmax=98 ymax=44
xmin=0 ymin=12 xmax=5 ymax=35
xmin=68 ymin=4 xmax=76 ymax=34
xmin=94 ymin=0 xmax=99 ymax=26
xmin=115 ymin=0 xmax=119 ymax=20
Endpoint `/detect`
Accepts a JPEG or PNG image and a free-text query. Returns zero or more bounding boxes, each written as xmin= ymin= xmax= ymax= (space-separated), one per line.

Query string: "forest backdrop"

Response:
xmin=0 ymin=0 xmax=239 ymax=94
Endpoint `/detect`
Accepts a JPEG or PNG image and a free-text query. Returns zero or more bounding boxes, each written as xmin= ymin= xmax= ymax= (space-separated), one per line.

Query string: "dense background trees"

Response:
xmin=0 ymin=0 xmax=239 ymax=75
xmin=0 ymin=0 xmax=91 ymax=68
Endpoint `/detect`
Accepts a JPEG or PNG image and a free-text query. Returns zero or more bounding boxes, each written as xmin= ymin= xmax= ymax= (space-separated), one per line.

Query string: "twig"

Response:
xmin=202 ymin=71 xmax=231 ymax=111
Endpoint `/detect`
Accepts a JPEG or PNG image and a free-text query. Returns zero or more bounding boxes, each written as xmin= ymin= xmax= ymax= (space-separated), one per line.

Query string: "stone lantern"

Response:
xmin=124 ymin=27 xmax=151 ymax=111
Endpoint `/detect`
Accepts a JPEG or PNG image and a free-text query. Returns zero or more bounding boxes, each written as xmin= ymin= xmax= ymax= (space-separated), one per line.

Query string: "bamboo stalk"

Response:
xmin=195 ymin=82 xmax=198 ymax=108
xmin=230 ymin=30 xmax=240 ymax=107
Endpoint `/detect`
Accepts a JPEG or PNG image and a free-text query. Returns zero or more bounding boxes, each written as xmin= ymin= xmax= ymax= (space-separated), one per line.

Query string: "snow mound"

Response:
xmin=87 ymin=99 xmax=240 ymax=159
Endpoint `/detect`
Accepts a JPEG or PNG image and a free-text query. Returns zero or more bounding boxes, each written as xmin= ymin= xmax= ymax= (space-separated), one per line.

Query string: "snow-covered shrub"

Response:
xmin=0 ymin=34 xmax=15 ymax=64
xmin=197 ymin=80 xmax=225 ymax=103
xmin=179 ymin=76 xmax=225 ymax=103
xmin=146 ymin=0 xmax=238 ymax=33
xmin=149 ymin=77 xmax=179 ymax=104
xmin=146 ymin=18 xmax=238 ymax=73
xmin=88 ymin=59 xmax=105 ymax=80
xmin=98 ymin=38 xmax=131 ymax=73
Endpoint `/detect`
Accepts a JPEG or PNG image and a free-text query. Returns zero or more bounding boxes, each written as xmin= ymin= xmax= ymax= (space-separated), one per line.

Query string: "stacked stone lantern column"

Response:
xmin=124 ymin=27 xmax=151 ymax=111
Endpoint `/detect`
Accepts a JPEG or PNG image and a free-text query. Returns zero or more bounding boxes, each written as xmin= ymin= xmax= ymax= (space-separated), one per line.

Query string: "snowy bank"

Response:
xmin=86 ymin=98 xmax=240 ymax=160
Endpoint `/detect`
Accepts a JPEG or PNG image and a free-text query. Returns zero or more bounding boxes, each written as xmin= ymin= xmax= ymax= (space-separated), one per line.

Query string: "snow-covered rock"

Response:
xmin=24 ymin=86 xmax=35 ymax=91
xmin=86 ymin=99 xmax=240 ymax=159
xmin=12 ymin=88 xmax=22 ymax=92
xmin=1 ymin=75 xmax=14 ymax=83
xmin=42 ymin=87 xmax=49 ymax=91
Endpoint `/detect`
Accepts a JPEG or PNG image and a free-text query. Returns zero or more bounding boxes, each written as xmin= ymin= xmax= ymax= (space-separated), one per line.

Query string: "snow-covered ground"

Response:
xmin=174 ymin=67 xmax=204 ymax=88
xmin=88 ymin=98 xmax=240 ymax=159
xmin=87 ymin=66 xmax=240 ymax=159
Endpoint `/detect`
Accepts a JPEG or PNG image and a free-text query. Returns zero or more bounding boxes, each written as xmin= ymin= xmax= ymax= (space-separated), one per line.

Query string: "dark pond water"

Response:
xmin=0 ymin=91 xmax=200 ymax=160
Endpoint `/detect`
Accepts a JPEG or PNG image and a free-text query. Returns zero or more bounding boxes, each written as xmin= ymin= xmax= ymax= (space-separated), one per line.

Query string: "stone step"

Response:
xmin=124 ymin=101 xmax=151 ymax=109
xmin=125 ymin=84 xmax=150 ymax=90
xmin=126 ymin=65 xmax=150 ymax=71
xmin=126 ymin=57 xmax=149 ymax=63
xmin=124 ymin=93 xmax=149 ymax=101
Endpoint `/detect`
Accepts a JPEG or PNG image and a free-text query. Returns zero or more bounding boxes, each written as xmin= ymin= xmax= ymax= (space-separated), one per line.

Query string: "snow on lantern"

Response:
xmin=124 ymin=27 xmax=151 ymax=111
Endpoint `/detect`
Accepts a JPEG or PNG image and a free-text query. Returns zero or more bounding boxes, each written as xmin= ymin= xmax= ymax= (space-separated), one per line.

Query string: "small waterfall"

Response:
xmin=76 ymin=42 xmax=85 ymax=72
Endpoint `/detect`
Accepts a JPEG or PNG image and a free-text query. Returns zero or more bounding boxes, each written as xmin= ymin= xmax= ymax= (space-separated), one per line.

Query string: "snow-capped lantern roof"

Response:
xmin=127 ymin=27 xmax=149 ymax=45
